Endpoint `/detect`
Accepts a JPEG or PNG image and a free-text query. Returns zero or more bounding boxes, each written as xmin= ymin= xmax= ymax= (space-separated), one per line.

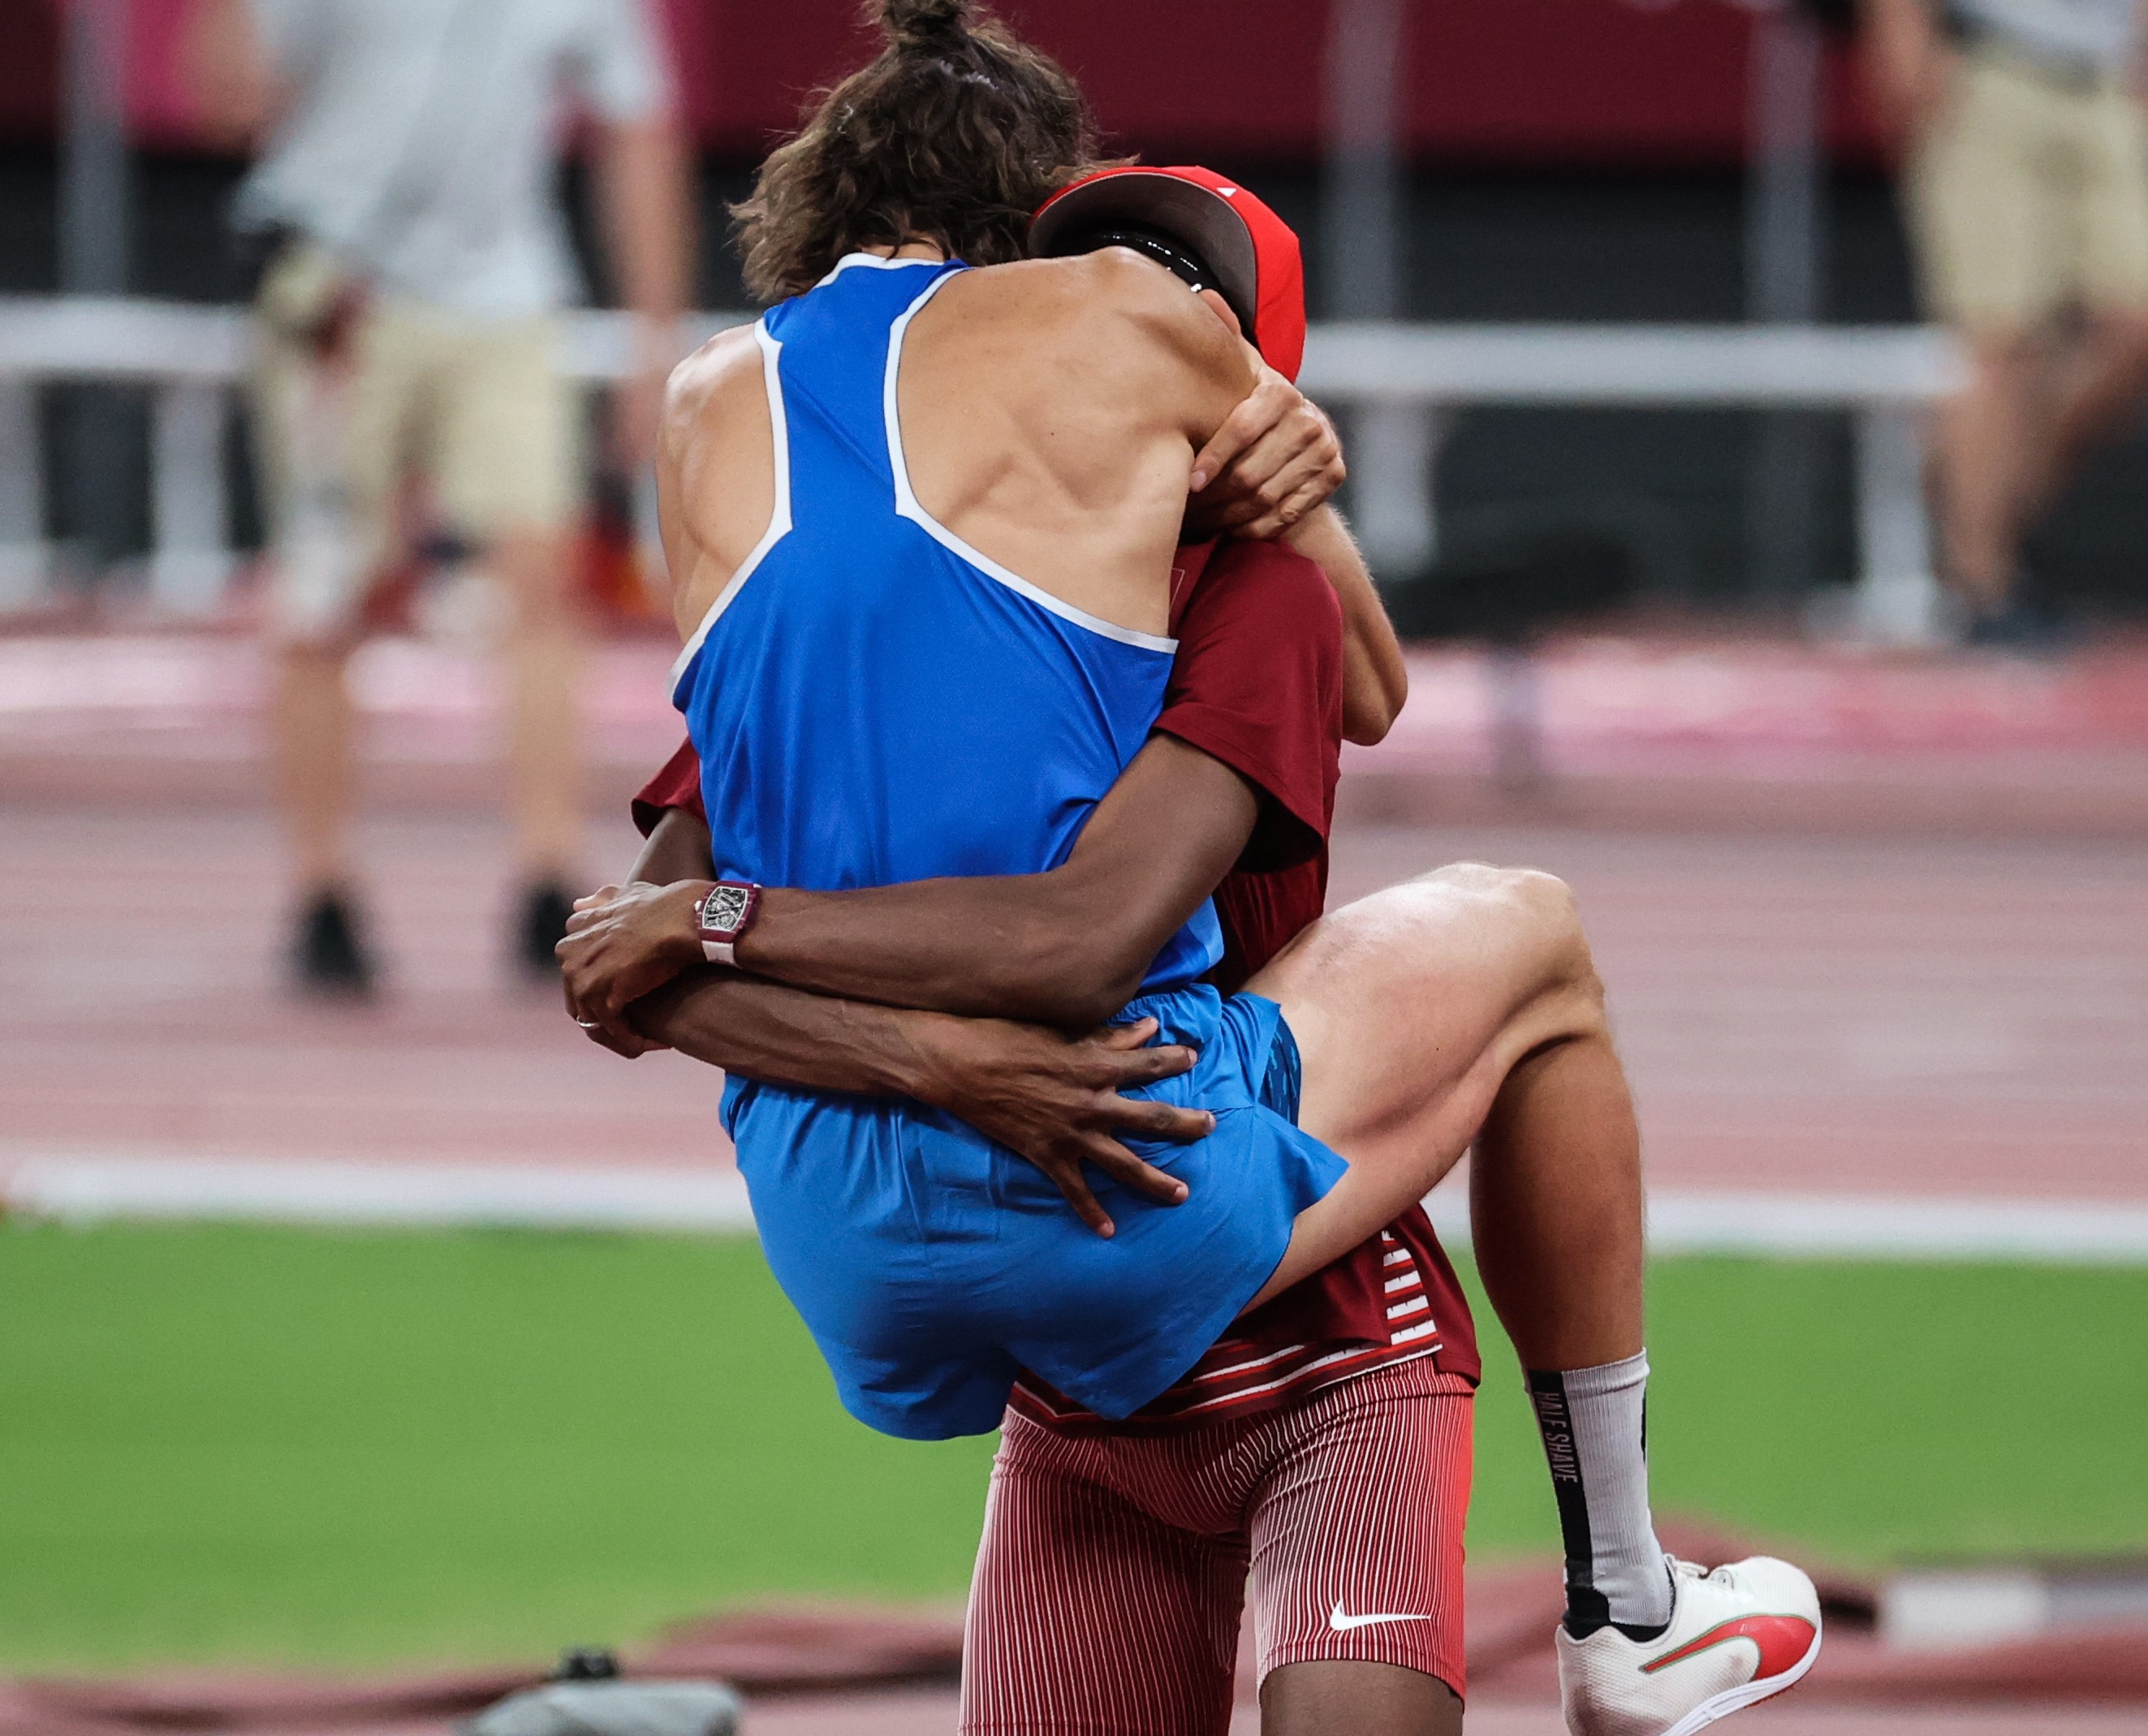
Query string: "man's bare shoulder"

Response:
xmin=964 ymin=254 xmax=1241 ymax=364
xmin=660 ymin=324 xmax=764 ymax=460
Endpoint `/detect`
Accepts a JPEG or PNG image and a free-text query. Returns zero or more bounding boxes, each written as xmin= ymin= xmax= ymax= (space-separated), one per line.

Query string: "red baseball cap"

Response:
xmin=1029 ymin=166 xmax=1308 ymax=382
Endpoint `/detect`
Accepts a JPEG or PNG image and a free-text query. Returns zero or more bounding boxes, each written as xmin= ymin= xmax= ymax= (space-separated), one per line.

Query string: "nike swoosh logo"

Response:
xmin=1641 ymin=1613 xmax=1818 ymax=1680
xmin=1329 ymin=1600 xmax=1432 ymax=1633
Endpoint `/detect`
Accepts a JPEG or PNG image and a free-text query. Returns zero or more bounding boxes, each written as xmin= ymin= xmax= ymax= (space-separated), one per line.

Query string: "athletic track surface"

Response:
xmin=2 ymin=808 xmax=2142 ymax=1217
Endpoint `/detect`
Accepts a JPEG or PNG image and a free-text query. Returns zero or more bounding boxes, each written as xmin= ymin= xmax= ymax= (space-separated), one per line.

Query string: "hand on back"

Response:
xmin=908 ymin=1014 xmax=1210 ymax=1238
xmin=1184 ymin=360 xmax=1346 ymax=542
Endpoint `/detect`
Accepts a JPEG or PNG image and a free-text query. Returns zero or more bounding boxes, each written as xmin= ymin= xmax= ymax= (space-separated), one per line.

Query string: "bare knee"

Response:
xmin=1419 ymin=862 xmax=1600 ymax=1005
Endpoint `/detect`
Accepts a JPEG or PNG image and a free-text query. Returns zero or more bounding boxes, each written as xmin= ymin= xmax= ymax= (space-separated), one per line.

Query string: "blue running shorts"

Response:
xmin=722 ymin=984 xmax=1345 ymax=1439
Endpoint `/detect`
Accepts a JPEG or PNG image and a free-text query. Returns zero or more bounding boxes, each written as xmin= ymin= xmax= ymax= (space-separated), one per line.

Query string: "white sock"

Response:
xmin=1527 ymin=1351 xmax=1672 ymax=1638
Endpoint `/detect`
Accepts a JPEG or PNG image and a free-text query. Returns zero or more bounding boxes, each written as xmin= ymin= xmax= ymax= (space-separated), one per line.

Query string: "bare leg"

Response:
xmin=2029 ymin=308 xmax=2148 ymax=515
xmin=1473 ymin=1032 xmax=1643 ymax=1369
xmin=1934 ymin=327 xmax=2042 ymax=614
xmin=1244 ymin=864 xmax=1609 ymax=1307
xmin=1248 ymin=864 xmax=1669 ymax=1643
xmin=1262 ymin=1661 xmax=1461 ymax=1736
xmin=274 ymin=639 xmax=358 ymax=892
xmin=494 ymin=530 xmax=583 ymax=882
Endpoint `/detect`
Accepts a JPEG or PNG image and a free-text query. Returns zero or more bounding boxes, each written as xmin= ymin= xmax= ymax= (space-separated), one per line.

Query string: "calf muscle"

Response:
xmin=1473 ymin=1029 xmax=1646 ymax=1369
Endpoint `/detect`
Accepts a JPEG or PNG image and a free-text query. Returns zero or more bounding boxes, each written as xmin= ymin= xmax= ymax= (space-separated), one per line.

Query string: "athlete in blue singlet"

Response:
xmin=670 ymin=254 xmax=1344 ymax=1438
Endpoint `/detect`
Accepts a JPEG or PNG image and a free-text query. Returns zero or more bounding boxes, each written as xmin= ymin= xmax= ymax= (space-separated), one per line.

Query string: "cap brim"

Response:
xmin=1029 ymin=172 xmax=1260 ymax=335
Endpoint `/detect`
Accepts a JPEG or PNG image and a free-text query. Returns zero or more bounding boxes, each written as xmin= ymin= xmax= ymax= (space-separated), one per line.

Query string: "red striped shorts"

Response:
xmin=960 ymin=1357 xmax=1473 ymax=1734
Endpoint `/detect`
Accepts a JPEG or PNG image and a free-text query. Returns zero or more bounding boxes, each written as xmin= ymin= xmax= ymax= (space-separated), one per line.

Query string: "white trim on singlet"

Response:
xmin=881 ymin=269 xmax=1179 ymax=656
xmin=814 ymin=251 xmax=947 ymax=287
xmin=669 ymin=320 xmax=792 ymax=700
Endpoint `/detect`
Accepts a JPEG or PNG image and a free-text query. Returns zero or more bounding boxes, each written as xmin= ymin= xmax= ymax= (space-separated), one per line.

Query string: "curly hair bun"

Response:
xmin=879 ymin=0 xmax=973 ymax=51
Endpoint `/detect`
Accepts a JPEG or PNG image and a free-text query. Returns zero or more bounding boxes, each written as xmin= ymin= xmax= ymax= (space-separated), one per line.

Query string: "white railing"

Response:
xmin=0 ymin=296 xmax=1963 ymax=640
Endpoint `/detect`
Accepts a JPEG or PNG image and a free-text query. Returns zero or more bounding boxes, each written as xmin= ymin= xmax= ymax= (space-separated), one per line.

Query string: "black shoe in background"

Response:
xmin=1965 ymin=597 xmax=2071 ymax=653
xmin=292 ymin=888 xmax=377 ymax=998
xmin=516 ymin=880 xmax=577 ymax=979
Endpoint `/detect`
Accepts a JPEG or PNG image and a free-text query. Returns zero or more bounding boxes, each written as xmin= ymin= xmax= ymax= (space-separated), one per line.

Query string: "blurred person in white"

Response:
xmin=186 ymin=0 xmax=692 ymax=993
xmin=1863 ymin=0 xmax=2148 ymax=644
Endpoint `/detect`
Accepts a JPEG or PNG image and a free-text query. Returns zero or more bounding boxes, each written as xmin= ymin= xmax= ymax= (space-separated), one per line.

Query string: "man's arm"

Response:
xmin=1859 ymin=0 xmax=1954 ymax=140
xmin=1283 ymin=506 xmax=1407 ymax=746
xmin=563 ymin=731 xmax=1259 ymax=1036
xmin=580 ymin=799 xmax=1209 ymax=1235
xmin=628 ymin=972 xmax=1204 ymax=1238
xmin=182 ymin=0 xmax=282 ymax=146
xmin=628 ymin=804 xmax=713 ymax=888
xmin=595 ymin=114 xmax=693 ymax=466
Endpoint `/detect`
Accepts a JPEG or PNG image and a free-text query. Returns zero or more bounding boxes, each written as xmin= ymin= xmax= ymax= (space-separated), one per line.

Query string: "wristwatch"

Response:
xmin=695 ymin=881 xmax=761 ymax=966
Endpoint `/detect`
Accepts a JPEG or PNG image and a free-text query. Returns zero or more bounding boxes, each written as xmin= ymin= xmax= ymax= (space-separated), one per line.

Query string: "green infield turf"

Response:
xmin=0 ymin=1221 xmax=2142 ymax=1670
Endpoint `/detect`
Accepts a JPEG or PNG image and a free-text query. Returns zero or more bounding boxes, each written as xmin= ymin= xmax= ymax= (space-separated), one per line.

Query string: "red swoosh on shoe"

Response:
xmin=1641 ymin=1614 xmax=1817 ymax=1680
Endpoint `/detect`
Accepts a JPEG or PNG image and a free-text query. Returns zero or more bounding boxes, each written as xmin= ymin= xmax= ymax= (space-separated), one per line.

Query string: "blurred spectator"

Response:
xmin=1861 ymin=0 xmax=2148 ymax=642
xmin=184 ymin=0 xmax=692 ymax=993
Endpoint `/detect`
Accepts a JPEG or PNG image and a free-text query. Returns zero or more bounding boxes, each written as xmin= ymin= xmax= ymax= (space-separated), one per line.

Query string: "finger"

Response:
xmin=583 ymin=1021 xmax=652 ymax=1059
xmin=1235 ymin=466 xmax=1339 ymax=541
xmin=1082 ymin=1137 xmax=1190 ymax=1206
xmin=589 ymin=998 xmax=653 ymax=1055
xmin=1218 ymin=431 xmax=1333 ymax=527
xmin=561 ymin=972 xmax=606 ymax=1031
xmin=1194 ymin=395 xmax=1288 ymax=493
xmin=572 ymin=886 xmax=623 ymax=911
xmin=1211 ymin=414 xmax=1313 ymax=499
xmin=1269 ymin=450 xmax=1347 ymax=526
xmin=1101 ymin=1042 xmax=1197 ymax=1087
xmin=1188 ymin=390 xmax=1279 ymax=492
xmin=1096 ymin=1016 xmax=1160 ymax=1052
xmin=1040 ymin=1161 xmax=1115 ymax=1238
xmin=1104 ymin=1092 xmax=1213 ymax=1144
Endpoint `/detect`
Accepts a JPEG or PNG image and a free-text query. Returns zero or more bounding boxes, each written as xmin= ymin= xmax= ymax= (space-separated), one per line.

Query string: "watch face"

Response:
xmin=701 ymin=883 xmax=753 ymax=937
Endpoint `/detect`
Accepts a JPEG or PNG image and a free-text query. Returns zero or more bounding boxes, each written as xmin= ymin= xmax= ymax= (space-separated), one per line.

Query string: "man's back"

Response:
xmin=661 ymin=247 xmax=1252 ymax=644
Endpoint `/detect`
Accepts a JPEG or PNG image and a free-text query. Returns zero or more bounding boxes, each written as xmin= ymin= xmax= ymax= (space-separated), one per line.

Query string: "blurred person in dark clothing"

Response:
xmin=1863 ymin=0 xmax=2148 ymax=641
xmin=185 ymin=0 xmax=692 ymax=991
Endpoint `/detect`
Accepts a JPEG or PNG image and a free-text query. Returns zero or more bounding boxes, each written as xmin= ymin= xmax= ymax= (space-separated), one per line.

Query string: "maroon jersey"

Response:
xmin=633 ymin=538 xmax=1478 ymax=1428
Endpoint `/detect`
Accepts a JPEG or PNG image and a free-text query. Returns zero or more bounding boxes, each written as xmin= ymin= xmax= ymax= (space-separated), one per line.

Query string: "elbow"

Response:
xmin=1017 ymin=963 xmax=1141 ymax=1032
xmin=1342 ymin=705 xmax=1395 ymax=747
xmin=1343 ymin=679 xmax=1407 ymax=746
xmin=1056 ymin=971 xmax=1146 ymax=1032
xmin=994 ymin=929 xmax=1147 ymax=1029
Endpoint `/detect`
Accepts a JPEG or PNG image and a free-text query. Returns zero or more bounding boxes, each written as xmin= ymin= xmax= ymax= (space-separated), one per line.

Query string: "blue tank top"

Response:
xmin=671 ymin=253 xmax=1222 ymax=988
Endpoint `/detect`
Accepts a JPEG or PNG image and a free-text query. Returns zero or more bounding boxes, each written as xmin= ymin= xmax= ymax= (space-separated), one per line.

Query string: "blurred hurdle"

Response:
xmin=0 ymin=297 xmax=1962 ymax=641
xmin=0 ymin=299 xmax=748 ymax=615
